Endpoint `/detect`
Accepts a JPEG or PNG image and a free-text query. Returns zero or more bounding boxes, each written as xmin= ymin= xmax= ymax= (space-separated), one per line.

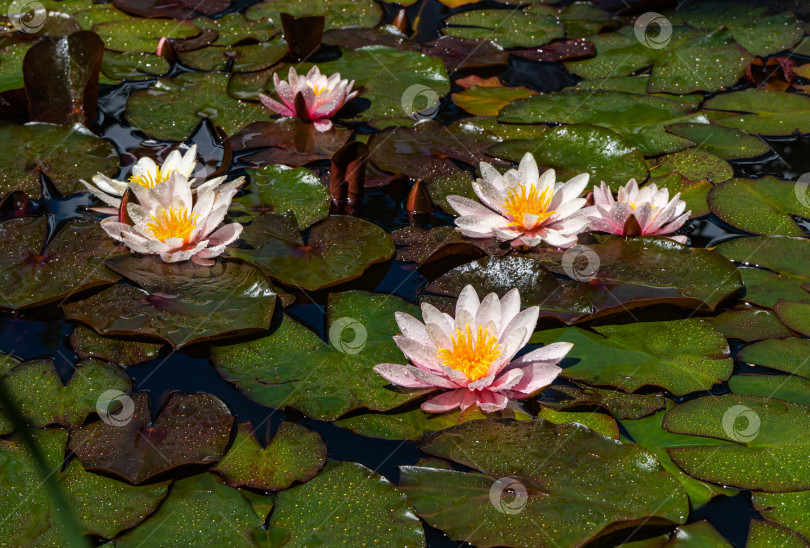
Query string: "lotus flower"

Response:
xmin=100 ymin=171 xmax=244 ymax=266
xmin=81 ymin=145 xmax=199 ymax=214
xmin=374 ymin=285 xmax=570 ymax=413
xmin=584 ymin=180 xmax=691 ymax=243
xmin=447 ymin=153 xmax=590 ymax=249
xmin=259 ymin=66 xmax=358 ymax=132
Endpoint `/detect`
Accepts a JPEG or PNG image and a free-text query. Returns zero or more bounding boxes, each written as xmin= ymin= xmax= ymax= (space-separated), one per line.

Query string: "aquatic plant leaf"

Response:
xmin=536 ymin=407 xmax=618 ymax=439
xmin=69 ymin=392 xmax=234 ymax=484
xmin=267 ymin=461 xmax=425 ymax=547
xmin=70 ymin=324 xmax=163 ymax=367
xmin=100 ymin=51 xmax=169 ymax=83
xmin=245 ymin=0 xmax=382 ymax=30
xmin=420 ymin=36 xmax=507 ymax=71
xmin=708 ymin=307 xmax=793 ymax=341
xmin=665 ymin=521 xmax=732 ymax=546
xmin=442 ymin=5 xmax=564 ymax=49
xmin=114 ymin=473 xmax=265 ymax=547
xmin=489 ymin=123 xmax=648 ymax=188
xmin=774 ymin=300 xmax=810 ymax=336
xmin=649 ymin=148 xmax=732 ymax=185
xmin=112 ymin=0 xmax=229 ymax=18
xmin=0 ymin=122 xmax=118 ymax=196
xmin=0 ymin=217 xmax=125 ymax=310
xmin=664 ymin=394 xmax=810 ymax=491
xmin=665 ymin=122 xmax=770 ymax=160
xmin=557 ymin=1 xmax=618 ymax=38
xmin=213 ymin=421 xmax=326 ymax=491
xmin=729 ymin=374 xmax=810 ymax=407
xmin=452 ymin=84 xmax=536 ymax=116
xmin=400 ymin=419 xmax=687 ymax=548
xmin=191 ymin=13 xmax=278 ymax=46
xmin=533 ymin=319 xmax=732 ymax=395
xmin=753 ymin=490 xmax=810 ymax=540
xmin=703 ymin=89 xmax=810 ymax=135
xmin=178 ymin=42 xmax=287 ymax=73
xmin=0 ymin=41 xmax=30 ymax=94
xmin=747 ymin=519 xmax=810 ymax=547
xmin=232 ymin=165 xmax=329 ymax=230
xmin=125 ymin=72 xmax=267 ymax=141
xmin=230 ymin=118 xmax=352 ymax=166
xmin=738 ymin=337 xmax=810 ymax=378
xmin=93 ymin=18 xmax=201 ymax=53
xmin=212 ymin=291 xmax=430 ymax=421
xmin=229 ymin=214 xmax=393 ymax=292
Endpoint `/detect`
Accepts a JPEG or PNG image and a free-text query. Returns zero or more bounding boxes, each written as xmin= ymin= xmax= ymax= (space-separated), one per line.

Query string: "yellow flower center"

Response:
xmin=146 ymin=207 xmax=198 ymax=244
xmin=503 ymin=183 xmax=556 ymax=230
xmin=436 ymin=325 xmax=502 ymax=382
xmin=129 ymin=167 xmax=173 ymax=189
xmin=309 ymin=82 xmax=328 ymax=96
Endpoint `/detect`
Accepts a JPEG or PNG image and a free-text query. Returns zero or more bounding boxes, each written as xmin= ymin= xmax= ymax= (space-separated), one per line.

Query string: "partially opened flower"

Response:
xmin=100 ymin=171 xmax=244 ymax=266
xmin=259 ymin=66 xmax=358 ymax=132
xmin=584 ymin=180 xmax=691 ymax=243
xmin=447 ymin=153 xmax=590 ymax=249
xmin=81 ymin=145 xmax=199 ymax=213
xmin=374 ymin=285 xmax=570 ymax=414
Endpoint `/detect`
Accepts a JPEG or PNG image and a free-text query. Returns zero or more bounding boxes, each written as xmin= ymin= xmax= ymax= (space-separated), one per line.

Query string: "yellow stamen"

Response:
xmin=129 ymin=167 xmax=173 ymax=189
xmin=309 ymin=82 xmax=328 ymax=96
xmin=146 ymin=207 xmax=198 ymax=244
xmin=503 ymin=183 xmax=556 ymax=230
xmin=436 ymin=325 xmax=502 ymax=382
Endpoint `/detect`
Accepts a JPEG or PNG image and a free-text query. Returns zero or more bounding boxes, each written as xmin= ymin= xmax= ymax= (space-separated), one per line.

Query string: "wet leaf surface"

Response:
xmin=191 ymin=13 xmax=278 ymax=46
xmin=70 ymin=324 xmax=163 ymax=367
xmin=93 ymin=18 xmax=201 ymax=53
xmin=707 ymin=307 xmax=793 ymax=341
xmin=729 ymin=374 xmax=810 ymax=407
xmin=540 ymin=384 xmax=666 ymax=420
xmin=752 ymin=490 xmax=810 ymax=540
xmin=442 ymin=5 xmax=564 ymax=49
xmin=178 ymin=42 xmax=287 ymax=73
xmin=746 ymin=519 xmax=809 ymax=547
xmin=100 ymin=51 xmax=169 ymax=83
xmin=774 ymin=300 xmax=810 ymax=336
xmin=704 ymin=89 xmax=810 ymax=135
xmin=230 ymin=118 xmax=352 ymax=166
xmin=665 ymin=122 xmax=770 ymax=160
xmin=245 ymin=0 xmax=382 ymax=30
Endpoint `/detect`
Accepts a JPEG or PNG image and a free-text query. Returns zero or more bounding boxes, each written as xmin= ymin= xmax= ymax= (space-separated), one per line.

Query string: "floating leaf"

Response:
xmin=746 ymin=519 xmax=810 ymax=547
xmin=729 ymin=374 xmax=810 ymax=407
xmin=70 ymin=324 xmax=162 ymax=367
xmin=213 ymin=421 xmax=326 ymax=491
xmin=704 ymin=89 xmax=810 ymax=135
xmin=649 ymin=148 xmax=732 ymax=185
xmin=738 ymin=337 xmax=810 ymax=378
xmin=708 ymin=307 xmax=793 ymax=341
xmin=540 ymin=384 xmax=666 ymax=420
xmin=400 ymin=419 xmax=687 ymax=548
xmin=69 ymin=392 xmax=234 ymax=484
xmin=442 ymin=5 xmax=564 ymax=49
xmin=230 ymin=118 xmax=352 ymax=166
xmin=229 ymin=214 xmax=393 ymax=292
xmin=191 ymin=13 xmax=278 ymax=46
xmin=93 ymin=18 xmax=201 ymax=53
xmin=665 ymin=122 xmax=770 ymax=160
xmin=753 ymin=490 xmax=810 ymax=540
xmin=557 ymin=1 xmax=619 ymax=38
xmin=664 ymin=394 xmax=810 ymax=491
xmin=533 ymin=319 xmax=732 ymax=395
xmin=452 ymin=84 xmax=536 ymax=117
xmin=267 ymin=461 xmax=425 ymax=547
xmin=100 ymin=51 xmax=169 ymax=83
xmin=245 ymin=0 xmax=382 ymax=30
xmin=178 ymin=42 xmax=287 ymax=73
xmin=63 ymin=255 xmax=277 ymax=348
xmin=537 ymin=406 xmax=618 ymax=439
xmin=774 ymin=300 xmax=810 ymax=336
xmin=212 ymin=291 xmax=429 ymax=421
xmin=666 ymin=521 xmax=733 ymax=546
xmin=0 ymin=41 xmax=30 ymax=94
xmin=0 ymin=217 xmax=124 ymax=310
xmin=420 ymin=36 xmax=507 ymax=71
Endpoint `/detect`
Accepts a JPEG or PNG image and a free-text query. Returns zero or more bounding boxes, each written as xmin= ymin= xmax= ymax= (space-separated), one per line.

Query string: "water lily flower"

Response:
xmin=374 ymin=285 xmax=570 ymax=413
xmin=258 ymin=66 xmax=358 ymax=133
xmin=100 ymin=171 xmax=244 ymax=266
xmin=80 ymin=145 xmax=199 ymax=213
xmin=584 ymin=180 xmax=691 ymax=243
xmin=447 ymin=153 xmax=590 ymax=249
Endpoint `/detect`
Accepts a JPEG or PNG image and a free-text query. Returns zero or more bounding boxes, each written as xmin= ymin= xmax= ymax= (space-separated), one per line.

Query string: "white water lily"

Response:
xmin=447 ymin=153 xmax=590 ymax=249
xmin=374 ymin=285 xmax=570 ymax=413
xmin=81 ymin=145 xmax=198 ymax=213
xmin=100 ymin=171 xmax=243 ymax=266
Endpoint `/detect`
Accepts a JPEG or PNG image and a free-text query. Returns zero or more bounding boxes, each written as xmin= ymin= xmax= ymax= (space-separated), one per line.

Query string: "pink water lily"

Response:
xmin=100 ymin=171 xmax=244 ymax=266
xmin=259 ymin=66 xmax=358 ymax=133
xmin=447 ymin=152 xmax=590 ymax=250
xmin=374 ymin=285 xmax=570 ymax=414
xmin=583 ymin=180 xmax=691 ymax=243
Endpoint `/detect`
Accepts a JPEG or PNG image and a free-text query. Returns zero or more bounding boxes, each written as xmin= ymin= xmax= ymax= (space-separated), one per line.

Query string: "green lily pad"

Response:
xmin=191 ymin=13 xmax=278 ymax=46
xmin=400 ymin=419 xmax=687 ymax=548
xmin=738 ymin=338 xmax=810 ymax=378
xmin=452 ymin=84 xmax=537 ymax=117
xmin=267 ymin=461 xmax=425 ymax=547
xmin=63 ymin=255 xmax=277 ymax=349
xmin=178 ymin=42 xmax=287 ymax=73
xmin=746 ymin=519 xmax=810 ymax=547
xmin=664 ymin=394 xmax=810 ymax=491
xmin=0 ymin=428 xmax=169 ymax=544
xmin=489 ymin=123 xmax=649 ymax=188
xmin=0 ymin=217 xmax=125 ymax=310
xmin=212 ymin=291 xmax=429 ymax=421
xmin=1 ymin=358 xmax=131 ymax=428
xmin=708 ymin=307 xmax=793 ymax=341
xmin=69 ymin=392 xmax=234 ymax=484
xmin=533 ymin=319 xmax=732 ymax=395
xmin=213 ymin=421 xmax=326 ymax=491
xmin=665 ymin=123 xmax=770 ymax=160
xmin=666 ymin=521 xmax=732 ymax=547
xmin=704 ymin=89 xmax=810 ymax=136
xmin=73 ymin=4 xmax=131 ymax=29
xmin=537 ymin=406 xmax=618 ymax=439
xmin=230 ymin=214 xmax=394 ymax=292
xmin=114 ymin=473 xmax=265 ymax=547
xmin=233 ymin=165 xmax=329 ymax=230
xmin=729 ymin=374 xmax=810 ymax=407
xmin=708 ymin=176 xmax=810 ymax=236
xmin=100 ymin=51 xmax=169 ymax=83
xmin=753 ymin=490 xmax=810 ymax=540
xmin=499 ymin=90 xmax=705 ymax=156
xmin=245 ymin=0 xmax=382 ymax=30
xmin=0 ymin=122 xmax=118 ymax=196
xmin=70 ymin=324 xmax=163 ymax=367
xmin=541 ymin=384 xmax=666 ymax=420
xmin=443 ymin=5 xmax=564 ymax=49
xmin=0 ymin=41 xmax=30 ymax=94
xmin=649 ymin=148 xmax=732 ymax=184
xmin=93 ymin=18 xmax=201 ymax=53
xmin=565 ymin=26 xmax=750 ymax=95
xmin=125 ymin=72 xmax=268 ymax=141
xmin=774 ymin=300 xmax=810 ymax=336
xmin=428 ymin=171 xmax=476 ymax=213
xmin=622 ymin=407 xmax=738 ymax=508
xmin=558 ymin=1 xmax=619 ymax=38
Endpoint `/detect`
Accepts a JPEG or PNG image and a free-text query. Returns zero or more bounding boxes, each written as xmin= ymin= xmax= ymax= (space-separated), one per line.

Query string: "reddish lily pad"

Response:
xmin=213 ymin=421 xmax=326 ymax=491
xmin=113 ymin=0 xmax=229 ymax=19
xmin=70 ymin=324 xmax=163 ymax=367
xmin=69 ymin=392 xmax=234 ymax=484
xmin=392 ymin=226 xmax=507 ymax=270
xmin=229 ymin=214 xmax=394 ymax=292
xmin=230 ymin=119 xmax=352 ymax=167
xmin=0 ymin=217 xmax=125 ymax=310
xmin=400 ymin=419 xmax=687 ymax=548
xmin=62 ymin=255 xmax=277 ymax=348
xmin=211 ymin=291 xmax=430 ymax=421
xmin=420 ymin=36 xmax=507 ymax=71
